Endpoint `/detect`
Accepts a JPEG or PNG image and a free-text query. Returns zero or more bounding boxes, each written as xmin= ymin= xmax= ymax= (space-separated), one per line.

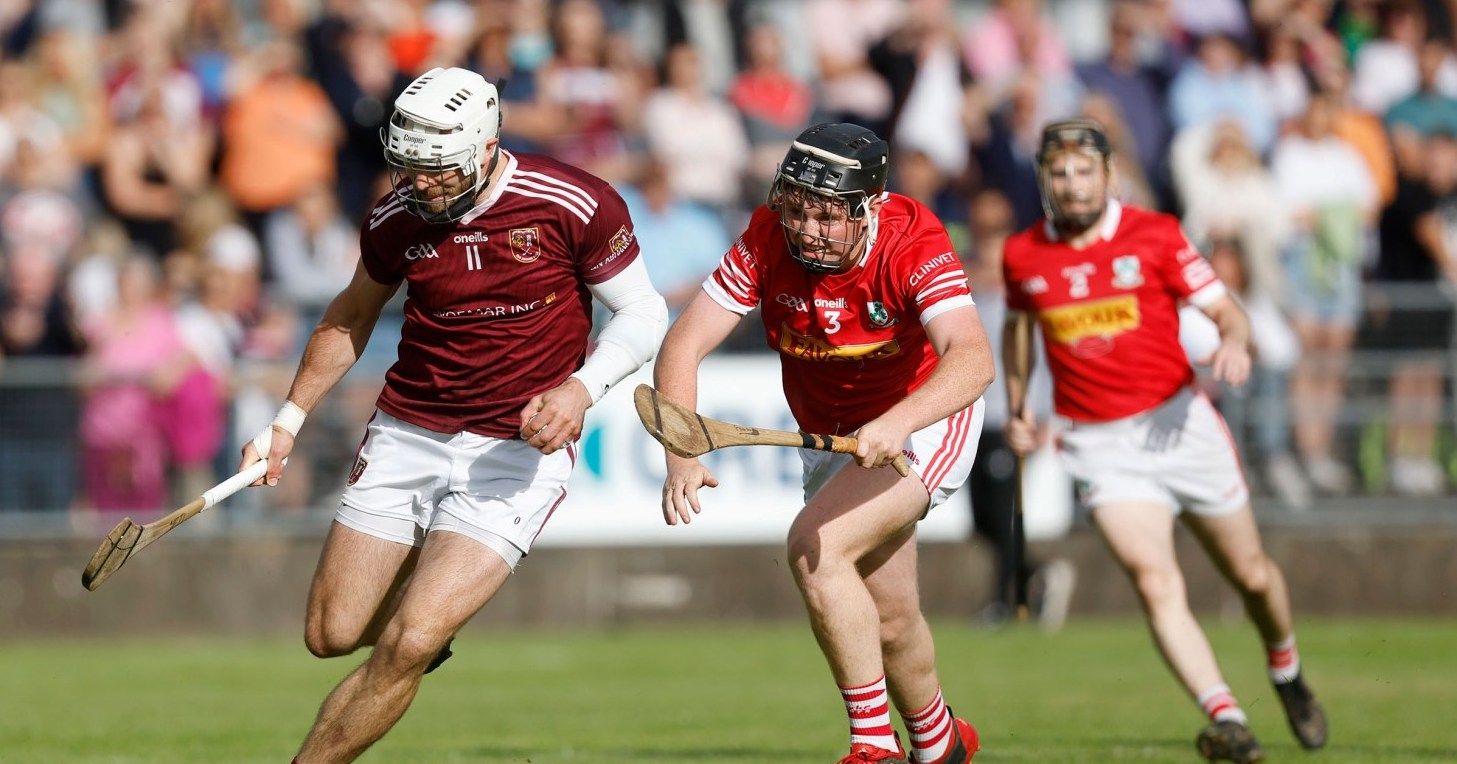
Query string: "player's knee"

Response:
xmin=304 ymin=620 xmax=362 ymax=659
xmin=377 ymin=624 xmax=447 ymax=673
xmin=1132 ymin=567 xmax=1184 ymax=609
xmin=878 ymin=608 xmax=923 ymax=653
xmin=1229 ymin=554 xmax=1273 ymax=596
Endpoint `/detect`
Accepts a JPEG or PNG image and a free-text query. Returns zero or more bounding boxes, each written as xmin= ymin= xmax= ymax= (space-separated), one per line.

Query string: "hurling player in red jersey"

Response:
xmin=1002 ymin=120 xmax=1327 ymax=763
xmin=237 ymin=67 xmax=667 ymax=763
xmin=656 ymin=124 xmax=993 ymax=764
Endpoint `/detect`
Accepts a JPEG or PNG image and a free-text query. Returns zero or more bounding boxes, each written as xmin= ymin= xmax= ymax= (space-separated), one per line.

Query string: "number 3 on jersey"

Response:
xmin=823 ymin=310 xmax=842 ymax=334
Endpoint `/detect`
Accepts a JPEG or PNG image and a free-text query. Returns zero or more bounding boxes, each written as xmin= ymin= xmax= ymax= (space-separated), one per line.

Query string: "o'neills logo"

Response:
xmin=777 ymin=324 xmax=900 ymax=362
xmin=453 ymin=232 xmax=489 ymax=244
xmin=1041 ymin=294 xmax=1140 ymax=345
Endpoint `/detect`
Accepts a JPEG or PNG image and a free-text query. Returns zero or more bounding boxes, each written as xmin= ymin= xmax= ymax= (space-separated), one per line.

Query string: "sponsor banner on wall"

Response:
xmin=541 ymin=357 xmax=974 ymax=547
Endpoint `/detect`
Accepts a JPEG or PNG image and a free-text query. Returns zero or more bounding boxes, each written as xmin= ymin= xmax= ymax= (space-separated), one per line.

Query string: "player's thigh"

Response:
xmin=1089 ymin=501 xmax=1181 ymax=579
xmin=789 ymin=460 xmax=929 ymax=566
xmin=1159 ymin=393 xmax=1249 ymax=516
xmin=306 ymin=521 xmax=420 ymax=639
xmin=1179 ymin=503 xmax=1271 ymax=584
xmin=380 ymin=528 xmax=515 ymax=658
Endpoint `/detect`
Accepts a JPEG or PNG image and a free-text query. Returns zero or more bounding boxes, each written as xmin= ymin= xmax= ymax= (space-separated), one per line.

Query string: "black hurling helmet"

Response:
xmin=768 ymin=123 xmax=890 ymax=273
xmin=1035 ymin=118 xmax=1114 ymax=231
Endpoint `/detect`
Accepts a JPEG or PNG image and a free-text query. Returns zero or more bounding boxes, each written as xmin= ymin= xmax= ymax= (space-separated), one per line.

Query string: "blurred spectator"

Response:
xmin=467 ymin=5 xmax=556 ymax=157
xmin=893 ymin=148 xmax=961 ymax=223
xmin=1173 ymin=119 xmax=1291 ymax=303
xmin=1272 ymin=94 xmax=1379 ymax=495
xmin=101 ymin=82 xmax=213 ymax=256
xmin=1168 ymin=33 xmax=1278 ymax=154
xmin=969 ymin=76 xmax=1050 ymax=228
xmin=1386 ymin=39 xmax=1457 ymax=141
xmin=1351 ymin=0 xmax=1457 ymax=116
xmin=642 ymin=43 xmax=749 ymax=216
xmin=1207 ymin=235 xmax=1309 ymax=509
xmin=534 ymin=0 xmax=642 ymax=182
xmin=805 ymin=0 xmax=904 ymax=135
xmin=964 ymin=0 xmax=1073 ymax=108
xmin=29 ymin=30 xmax=109 ymax=174
xmin=219 ymin=40 xmax=342 ymax=228
xmin=1075 ymin=0 xmax=1175 ymax=204
xmin=1315 ymin=58 xmax=1398 ymax=207
xmin=77 ymin=254 xmax=196 ymax=513
xmin=1374 ymin=131 xmax=1457 ymax=496
xmin=620 ymin=161 xmax=729 ymax=313
xmin=1171 ymin=0 xmax=1250 ymax=41
xmin=1 ymin=244 xmax=78 ymax=358
xmin=264 ymin=182 xmax=359 ymax=313
xmin=1259 ymin=23 xmax=1311 ymax=125
xmin=179 ymin=0 xmax=245 ymax=122
xmin=875 ymin=0 xmax=971 ymax=175
xmin=729 ymin=23 xmax=813 ymax=190
xmin=1081 ymin=94 xmax=1157 ymax=209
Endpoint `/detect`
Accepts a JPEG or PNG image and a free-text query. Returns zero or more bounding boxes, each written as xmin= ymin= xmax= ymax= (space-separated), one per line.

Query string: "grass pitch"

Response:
xmin=1 ymin=618 xmax=1453 ymax=762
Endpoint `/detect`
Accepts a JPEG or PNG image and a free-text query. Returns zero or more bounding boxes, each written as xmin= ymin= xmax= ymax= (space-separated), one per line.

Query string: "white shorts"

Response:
xmin=1056 ymin=387 xmax=1249 ymax=517
xmin=800 ymin=401 xmax=985 ymax=512
xmin=335 ymin=410 xmax=575 ymax=568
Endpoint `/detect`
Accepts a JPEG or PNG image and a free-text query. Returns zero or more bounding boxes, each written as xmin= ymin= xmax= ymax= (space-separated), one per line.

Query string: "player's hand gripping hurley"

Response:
xmin=634 ymin=384 xmax=910 ymax=476
xmin=81 ymin=459 xmax=281 ymax=591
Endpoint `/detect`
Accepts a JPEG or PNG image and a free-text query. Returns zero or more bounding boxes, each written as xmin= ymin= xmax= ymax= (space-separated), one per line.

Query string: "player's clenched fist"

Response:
xmin=518 ymin=378 xmax=592 ymax=454
xmin=1005 ymin=412 xmax=1038 ymax=457
xmin=852 ymin=416 xmax=912 ymax=471
xmin=661 ymin=456 xmax=719 ymax=525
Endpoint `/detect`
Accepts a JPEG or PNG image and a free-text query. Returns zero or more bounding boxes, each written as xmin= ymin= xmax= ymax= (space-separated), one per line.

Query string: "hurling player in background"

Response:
xmin=239 ymin=67 xmax=667 ymax=762
xmin=1001 ymin=119 xmax=1327 ymax=763
xmin=654 ymin=123 xmax=993 ymax=763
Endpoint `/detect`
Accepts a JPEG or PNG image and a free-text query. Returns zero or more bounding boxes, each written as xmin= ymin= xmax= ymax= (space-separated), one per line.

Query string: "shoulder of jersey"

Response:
xmin=504 ymin=152 xmax=614 ymax=227
xmin=363 ymin=184 xmax=418 ymax=238
xmin=1119 ymin=203 xmax=1178 ymax=235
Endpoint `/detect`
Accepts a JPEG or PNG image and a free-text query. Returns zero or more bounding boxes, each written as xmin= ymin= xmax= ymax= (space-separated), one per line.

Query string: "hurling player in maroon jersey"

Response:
xmin=656 ymin=124 xmax=993 ymax=763
xmin=1002 ymin=120 xmax=1326 ymax=762
xmin=239 ymin=67 xmax=667 ymax=762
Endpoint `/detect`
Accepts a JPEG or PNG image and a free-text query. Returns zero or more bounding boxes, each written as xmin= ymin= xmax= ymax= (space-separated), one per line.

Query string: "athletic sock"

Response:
xmin=902 ymin=688 xmax=954 ymax=762
xmin=1197 ymin=683 xmax=1249 ymax=725
xmin=841 ymin=675 xmax=900 ymax=751
xmin=1267 ymin=635 xmax=1301 ymax=684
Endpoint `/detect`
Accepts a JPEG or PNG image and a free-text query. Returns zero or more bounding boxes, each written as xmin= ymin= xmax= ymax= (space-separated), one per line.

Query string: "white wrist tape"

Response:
xmin=251 ymin=401 xmax=307 ymax=456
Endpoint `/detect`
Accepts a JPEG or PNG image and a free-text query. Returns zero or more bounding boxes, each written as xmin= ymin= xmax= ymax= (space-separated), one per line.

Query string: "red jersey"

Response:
xmin=1001 ymin=201 xmax=1226 ymax=422
xmin=360 ymin=150 xmax=639 ymax=437
xmin=704 ymin=194 xmax=974 ymax=435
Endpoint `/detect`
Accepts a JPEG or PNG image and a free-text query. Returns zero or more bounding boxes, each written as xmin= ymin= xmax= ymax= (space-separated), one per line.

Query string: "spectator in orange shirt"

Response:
xmin=219 ymin=40 xmax=342 ymax=226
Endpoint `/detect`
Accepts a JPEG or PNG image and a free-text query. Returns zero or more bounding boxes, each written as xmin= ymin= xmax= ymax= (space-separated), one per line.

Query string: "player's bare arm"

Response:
xmin=1003 ymin=309 xmax=1039 ymax=457
xmin=1198 ymin=294 xmax=1253 ymax=387
xmin=853 ymin=305 xmax=994 ymax=469
xmin=653 ymin=291 xmax=743 ymax=525
xmin=240 ymin=260 xmax=400 ymax=485
xmin=518 ymin=247 xmax=668 ymax=456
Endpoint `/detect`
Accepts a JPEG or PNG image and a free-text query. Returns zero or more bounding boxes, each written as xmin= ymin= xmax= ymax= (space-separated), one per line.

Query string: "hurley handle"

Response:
xmin=813 ymin=433 xmax=912 ymax=478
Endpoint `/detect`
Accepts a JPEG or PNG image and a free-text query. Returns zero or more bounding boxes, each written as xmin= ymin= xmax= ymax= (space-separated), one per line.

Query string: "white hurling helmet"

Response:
xmin=382 ymin=67 xmax=502 ymax=223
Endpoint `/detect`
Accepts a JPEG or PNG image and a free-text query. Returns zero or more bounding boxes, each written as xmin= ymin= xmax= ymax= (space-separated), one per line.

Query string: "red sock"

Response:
xmin=841 ymin=675 xmax=899 ymax=751
xmin=902 ymin=688 xmax=954 ymax=762
xmin=1197 ymin=683 xmax=1248 ymax=725
xmin=1267 ymin=635 xmax=1301 ymax=683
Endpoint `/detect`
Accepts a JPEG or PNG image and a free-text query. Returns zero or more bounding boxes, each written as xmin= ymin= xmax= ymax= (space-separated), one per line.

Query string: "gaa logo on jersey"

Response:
xmin=404 ymin=243 xmax=439 ymax=261
xmin=509 ymin=227 xmax=542 ymax=263
xmin=866 ymin=301 xmax=897 ymax=328
xmin=1112 ymin=255 xmax=1144 ymax=289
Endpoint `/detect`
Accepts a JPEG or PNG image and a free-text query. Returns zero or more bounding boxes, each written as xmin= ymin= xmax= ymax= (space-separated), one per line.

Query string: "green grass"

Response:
xmin=2 ymin=618 xmax=1454 ymax=762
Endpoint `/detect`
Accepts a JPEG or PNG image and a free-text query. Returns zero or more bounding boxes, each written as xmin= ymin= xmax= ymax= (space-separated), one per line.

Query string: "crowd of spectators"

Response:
xmin=0 ymin=0 xmax=1454 ymax=518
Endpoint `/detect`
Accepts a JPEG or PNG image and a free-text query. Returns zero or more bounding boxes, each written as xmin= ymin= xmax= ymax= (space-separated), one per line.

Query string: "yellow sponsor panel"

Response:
xmin=778 ymin=324 xmax=900 ymax=362
xmin=1041 ymin=295 xmax=1141 ymax=344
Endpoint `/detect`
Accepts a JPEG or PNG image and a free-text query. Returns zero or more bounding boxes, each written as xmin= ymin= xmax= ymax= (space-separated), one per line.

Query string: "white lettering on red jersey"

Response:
xmin=703 ymin=194 xmax=974 ymax=435
xmin=1001 ymin=200 xmax=1227 ymax=422
xmin=360 ymin=150 xmax=640 ymax=437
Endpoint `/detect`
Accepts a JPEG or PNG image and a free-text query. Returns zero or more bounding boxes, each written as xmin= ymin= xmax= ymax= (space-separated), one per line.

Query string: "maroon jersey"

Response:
xmin=1002 ymin=201 xmax=1227 ymax=422
xmin=705 ymin=194 xmax=975 ymax=435
xmin=360 ymin=150 xmax=639 ymax=437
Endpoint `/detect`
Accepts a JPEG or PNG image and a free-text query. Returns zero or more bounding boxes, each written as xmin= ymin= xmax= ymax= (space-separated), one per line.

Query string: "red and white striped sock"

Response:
xmin=841 ymin=675 xmax=900 ymax=752
xmin=902 ymin=688 xmax=954 ymax=763
xmin=1267 ymin=635 xmax=1301 ymax=684
xmin=1197 ymin=683 xmax=1248 ymax=725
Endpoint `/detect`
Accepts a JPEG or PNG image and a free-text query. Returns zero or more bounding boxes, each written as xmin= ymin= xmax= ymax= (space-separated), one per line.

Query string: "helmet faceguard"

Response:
xmin=381 ymin=67 xmax=502 ymax=224
xmin=1035 ymin=118 xmax=1114 ymax=236
xmin=768 ymin=123 xmax=889 ymax=273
